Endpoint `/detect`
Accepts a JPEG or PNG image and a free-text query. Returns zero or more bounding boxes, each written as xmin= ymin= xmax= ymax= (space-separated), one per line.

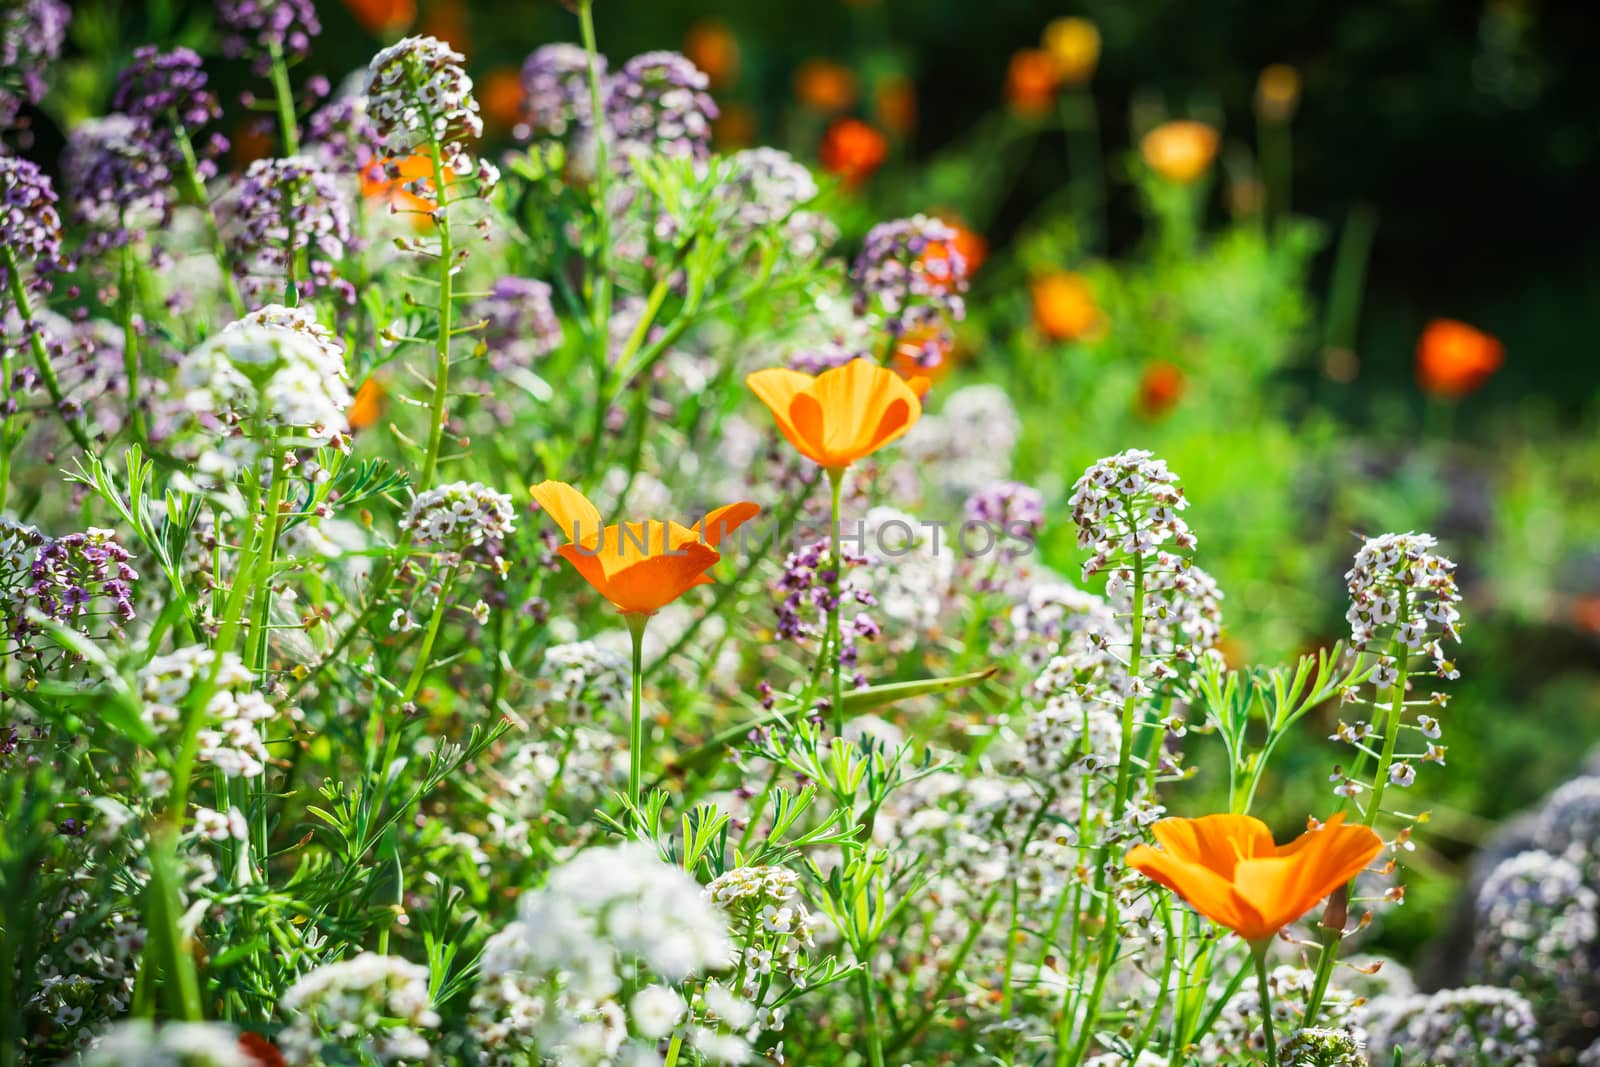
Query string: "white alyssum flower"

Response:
xmin=180 ymin=306 xmax=353 ymax=440
xmin=400 ymin=481 xmax=516 ymax=548
xmin=138 ymin=646 xmax=283 ymax=779
xmin=278 ymin=952 xmax=439 ymax=1065
xmin=77 ymin=1021 xmax=255 ymax=1066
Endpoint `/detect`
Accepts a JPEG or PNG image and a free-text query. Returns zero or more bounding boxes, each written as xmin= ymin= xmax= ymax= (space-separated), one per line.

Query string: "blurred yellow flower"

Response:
xmin=1255 ymin=63 xmax=1302 ymax=122
xmin=1140 ymin=120 xmax=1220 ymax=183
xmin=1043 ymin=17 xmax=1101 ymax=85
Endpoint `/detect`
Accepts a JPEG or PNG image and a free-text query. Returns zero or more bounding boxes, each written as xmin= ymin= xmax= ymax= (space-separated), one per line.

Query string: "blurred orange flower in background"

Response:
xmin=819 ymin=118 xmax=888 ymax=187
xmin=1126 ymin=814 xmax=1383 ymax=944
xmin=340 ymin=0 xmax=415 ymax=35
xmin=1140 ymin=120 xmax=1221 ymax=183
xmin=348 ymin=377 xmax=386 ymax=432
xmin=936 ymin=216 xmax=989 ymax=276
xmin=362 ymin=154 xmax=445 ymax=218
xmin=1139 ymin=361 xmax=1186 ymax=417
xmin=685 ymin=19 xmax=740 ymax=89
xmin=419 ymin=0 xmax=468 ymax=55
xmin=478 ymin=66 xmax=524 ymax=132
xmin=1043 ymin=16 xmax=1101 ymax=85
xmin=874 ymin=73 xmax=918 ymax=136
xmin=795 ymin=59 xmax=859 ymax=113
xmin=1006 ymin=49 xmax=1061 ymax=116
xmin=747 ymin=359 xmax=927 ymax=472
xmin=531 ymin=481 xmax=760 ymax=617
xmin=1416 ymin=318 xmax=1504 ymax=398
xmin=892 ymin=327 xmax=957 ymax=384
xmin=714 ymin=103 xmax=758 ymax=149
xmin=1031 ymin=271 xmax=1105 ymax=341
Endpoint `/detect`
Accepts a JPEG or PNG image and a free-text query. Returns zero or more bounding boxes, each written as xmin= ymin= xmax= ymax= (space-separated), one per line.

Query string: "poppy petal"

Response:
xmin=531 ymin=480 xmax=604 ymax=545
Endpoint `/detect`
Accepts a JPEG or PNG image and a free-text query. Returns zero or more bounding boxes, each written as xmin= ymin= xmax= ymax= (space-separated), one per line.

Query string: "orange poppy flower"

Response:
xmin=874 ymin=73 xmax=918 ymax=136
xmin=819 ymin=118 xmax=888 ymax=188
xmin=348 ymin=377 xmax=386 ymax=431
xmin=361 ymin=154 xmax=448 ymax=217
xmin=746 ymin=359 xmax=928 ymax=473
xmin=531 ymin=481 xmax=760 ymax=617
xmin=1416 ymin=318 xmax=1504 ymax=398
xmin=1256 ymin=63 xmax=1302 ymax=123
xmin=1126 ymin=813 xmax=1383 ymax=944
xmin=795 ymin=59 xmax=859 ymax=113
xmin=1139 ymin=361 xmax=1185 ymax=417
xmin=1007 ymin=49 xmax=1061 ymax=116
xmin=934 ymin=215 xmax=988 ymax=276
xmin=892 ymin=326 xmax=956 ymax=383
xmin=1140 ymin=120 xmax=1220 ymax=184
xmin=478 ymin=66 xmax=525 ymax=133
xmin=714 ymin=103 xmax=758 ymax=149
xmin=685 ymin=19 xmax=740 ymax=89
xmin=340 ymin=0 xmax=415 ymax=36
xmin=1031 ymin=271 xmax=1105 ymax=341
xmin=1042 ymin=17 xmax=1101 ymax=86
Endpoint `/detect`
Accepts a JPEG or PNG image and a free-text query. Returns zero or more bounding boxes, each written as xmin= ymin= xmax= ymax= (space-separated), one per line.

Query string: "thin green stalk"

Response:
xmin=826 ymin=467 xmax=845 ymax=732
xmin=576 ymin=0 xmax=615 ymax=470
xmin=1253 ymin=945 xmax=1280 ymax=1067
xmin=1109 ymin=552 xmax=1148 ymax=822
xmin=1060 ymin=85 xmax=1105 ymax=252
xmin=246 ymin=449 xmax=289 ymax=675
xmin=625 ymin=611 xmax=650 ymax=807
xmin=855 ymin=966 xmax=888 ymax=1067
xmin=3 ymin=248 xmax=93 ymax=455
xmin=171 ymin=123 xmax=245 ymax=315
xmin=416 ymin=139 xmax=455 ymax=493
xmin=119 ymin=241 xmax=147 ymax=442
xmin=266 ymin=41 xmax=301 ymax=155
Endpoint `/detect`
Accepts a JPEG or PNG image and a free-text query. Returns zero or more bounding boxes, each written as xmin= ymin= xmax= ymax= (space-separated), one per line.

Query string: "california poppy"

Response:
xmin=1415 ymin=318 xmax=1504 ymax=398
xmin=340 ymin=0 xmax=415 ymax=36
xmin=936 ymin=215 xmax=988 ymax=276
xmin=1006 ymin=49 xmax=1060 ymax=117
xmin=1140 ymin=120 xmax=1220 ymax=184
xmin=477 ymin=67 xmax=525 ymax=133
xmin=1043 ymin=17 xmax=1100 ymax=86
xmin=1126 ymin=813 xmax=1383 ymax=944
xmin=746 ymin=359 xmax=927 ymax=473
xmin=795 ymin=59 xmax=859 ymax=113
xmin=348 ymin=377 xmax=386 ymax=431
xmin=1031 ymin=272 xmax=1105 ymax=342
xmin=1138 ymin=361 xmax=1185 ymax=417
xmin=530 ymin=481 xmax=760 ymax=617
xmin=819 ymin=118 xmax=888 ymax=188
xmin=684 ymin=19 xmax=740 ymax=90
xmin=362 ymin=154 xmax=447 ymax=218
xmin=892 ymin=326 xmax=956 ymax=383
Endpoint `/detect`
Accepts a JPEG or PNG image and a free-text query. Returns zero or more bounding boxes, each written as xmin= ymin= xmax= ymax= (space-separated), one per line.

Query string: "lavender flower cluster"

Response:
xmin=1363 ymin=986 xmax=1541 ymax=1066
xmin=607 ymin=51 xmax=720 ymax=162
xmin=474 ymin=277 xmax=563 ymax=373
xmin=851 ymin=215 xmax=970 ymax=362
xmin=62 ymin=115 xmax=175 ymax=255
xmin=0 ymin=0 xmax=69 ymax=129
xmin=227 ymin=156 xmax=354 ymax=303
xmin=519 ymin=45 xmax=720 ymax=170
xmin=0 ymin=158 xmax=65 ymax=295
xmin=2 ymin=521 xmax=137 ymax=675
xmin=217 ymin=0 xmax=321 ymax=75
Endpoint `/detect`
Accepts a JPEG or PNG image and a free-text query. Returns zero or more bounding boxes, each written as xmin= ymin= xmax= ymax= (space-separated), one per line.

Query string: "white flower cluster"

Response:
xmin=1132 ymin=562 xmax=1224 ymax=672
xmin=193 ymin=805 xmax=248 ymax=843
xmin=859 ymin=506 xmax=955 ymax=642
xmin=1068 ymin=449 xmax=1196 ymax=581
xmin=180 ymin=306 xmax=352 ymax=446
xmin=1535 ymin=776 xmax=1600 ymax=885
xmin=1279 ymin=1027 xmax=1368 ymax=1067
xmin=900 ymin=384 xmax=1021 ymax=500
xmin=279 ymin=952 xmax=439 ymax=1065
xmin=705 ymin=865 xmax=816 ymax=1003
xmin=365 ymin=35 xmax=497 ymax=190
xmin=138 ymin=646 xmax=280 ymax=779
xmin=535 ymin=639 xmax=630 ymax=723
xmin=1199 ymin=966 xmax=1362 ymax=1064
xmin=1470 ymin=849 xmax=1600 ymax=1032
xmin=1009 ymin=580 xmax=1124 ymax=678
xmin=471 ymin=843 xmax=738 ymax=1066
xmin=1344 ymin=531 xmax=1462 ymax=677
xmin=76 ymin=1021 xmax=255 ymax=1067
xmin=1363 ymin=986 xmax=1540 ymax=1066
xmin=400 ymin=481 xmax=516 ymax=548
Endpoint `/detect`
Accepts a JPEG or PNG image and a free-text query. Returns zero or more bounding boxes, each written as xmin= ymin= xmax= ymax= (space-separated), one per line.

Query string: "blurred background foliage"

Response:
xmin=20 ymin=0 xmax=1600 ymax=954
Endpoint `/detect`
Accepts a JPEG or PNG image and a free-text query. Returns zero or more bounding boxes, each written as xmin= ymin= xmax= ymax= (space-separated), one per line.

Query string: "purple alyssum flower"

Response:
xmin=111 ymin=46 xmax=229 ymax=179
xmin=226 ymin=156 xmax=355 ymax=304
xmin=476 ymin=277 xmax=562 ymax=372
xmin=0 ymin=158 xmax=65 ymax=300
xmin=852 ymin=215 xmax=969 ymax=350
xmin=62 ymin=115 xmax=175 ymax=255
xmin=217 ymin=0 xmax=321 ymax=75
xmin=606 ymin=51 xmax=718 ymax=162
xmin=518 ymin=43 xmax=605 ymax=147
xmin=0 ymin=0 xmax=70 ymax=129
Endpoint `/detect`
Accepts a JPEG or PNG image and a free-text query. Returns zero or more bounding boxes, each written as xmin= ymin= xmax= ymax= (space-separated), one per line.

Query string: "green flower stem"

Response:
xmin=1110 ymin=551 xmax=1148 ymax=823
xmin=171 ymin=122 xmax=246 ymax=315
xmin=266 ymin=41 xmax=301 ymax=156
xmin=119 ymin=241 xmax=147 ymax=442
xmin=3 ymin=247 xmax=93 ymax=456
xmin=855 ymin=965 xmax=888 ymax=1067
xmin=825 ymin=467 xmax=847 ymax=732
xmin=625 ymin=611 xmax=650 ymax=808
xmin=1253 ymin=943 xmax=1280 ymax=1067
xmin=416 ymin=139 xmax=455 ymax=494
